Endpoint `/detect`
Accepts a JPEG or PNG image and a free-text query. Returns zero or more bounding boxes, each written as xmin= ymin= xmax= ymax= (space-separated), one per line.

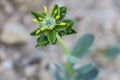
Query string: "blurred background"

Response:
xmin=0 ymin=0 xmax=120 ymax=80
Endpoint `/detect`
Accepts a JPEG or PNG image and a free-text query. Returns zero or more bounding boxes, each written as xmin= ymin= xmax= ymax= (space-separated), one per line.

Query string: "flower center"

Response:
xmin=45 ymin=18 xmax=55 ymax=28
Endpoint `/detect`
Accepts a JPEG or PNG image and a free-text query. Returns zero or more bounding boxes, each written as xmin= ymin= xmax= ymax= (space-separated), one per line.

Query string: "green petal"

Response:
xmin=66 ymin=29 xmax=77 ymax=35
xmin=51 ymin=4 xmax=60 ymax=18
xmin=31 ymin=11 xmax=46 ymax=20
xmin=35 ymin=35 xmax=49 ymax=47
xmin=31 ymin=28 xmax=40 ymax=36
xmin=55 ymin=24 xmax=68 ymax=32
xmin=41 ymin=12 xmax=47 ymax=16
xmin=63 ymin=19 xmax=75 ymax=29
xmin=59 ymin=29 xmax=77 ymax=36
xmin=60 ymin=6 xmax=67 ymax=20
xmin=47 ymin=30 xmax=56 ymax=44
xmin=30 ymin=28 xmax=43 ymax=36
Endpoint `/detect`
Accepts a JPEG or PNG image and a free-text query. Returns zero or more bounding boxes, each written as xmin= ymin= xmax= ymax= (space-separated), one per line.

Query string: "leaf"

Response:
xmin=63 ymin=19 xmax=75 ymax=30
xmin=54 ymin=63 xmax=66 ymax=80
xmin=54 ymin=63 xmax=66 ymax=73
xmin=55 ymin=24 xmax=68 ymax=32
xmin=71 ymin=34 xmax=95 ymax=58
xmin=74 ymin=63 xmax=99 ymax=80
xmin=51 ymin=4 xmax=60 ymax=17
xmin=35 ymin=35 xmax=49 ymax=47
xmin=60 ymin=6 xmax=67 ymax=20
xmin=47 ymin=30 xmax=56 ymax=44
xmin=68 ymin=55 xmax=80 ymax=63
xmin=104 ymin=46 xmax=120 ymax=59
xmin=54 ymin=68 xmax=63 ymax=80
xmin=31 ymin=11 xmax=46 ymax=20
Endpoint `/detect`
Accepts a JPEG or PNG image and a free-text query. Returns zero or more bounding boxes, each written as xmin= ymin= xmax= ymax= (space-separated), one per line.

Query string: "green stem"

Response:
xmin=56 ymin=33 xmax=72 ymax=77
xmin=56 ymin=33 xmax=69 ymax=56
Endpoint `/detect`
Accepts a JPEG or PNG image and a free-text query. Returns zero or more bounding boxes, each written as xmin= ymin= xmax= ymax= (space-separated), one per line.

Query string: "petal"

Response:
xmin=59 ymin=6 xmax=67 ymax=20
xmin=65 ymin=29 xmax=77 ymax=35
xmin=63 ymin=19 xmax=75 ymax=30
xmin=31 ymin=11 xmax=46 ymax=20
xmin=44 ymin=6 xmax=48 ymax=13
xmin=35 ymin=35 xmax=49 ymax=47
xmin=31 ymin=28 xmax=40 ymax=36
xmin=46 ymin=30 xmax=56 ymax=44
xmin=59 ymin=29 xmax=77 ymax=36
xmin=31 ymin=27 xmax=46 ymax=36
xmin=51 ymin=4 xmax=60 ymax=18
xmin=54 ymin=23 xmax=68 ymax=32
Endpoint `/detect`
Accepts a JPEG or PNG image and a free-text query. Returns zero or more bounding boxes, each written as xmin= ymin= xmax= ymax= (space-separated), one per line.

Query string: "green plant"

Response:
xmin=103 ymin=45 xmax=120 ymax=59
xmin=31 ymin=4 xmax=98 ymax=80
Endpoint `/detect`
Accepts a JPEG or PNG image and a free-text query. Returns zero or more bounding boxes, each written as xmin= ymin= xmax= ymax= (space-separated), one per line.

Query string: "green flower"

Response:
xmin=31 ymin=4 xmax=77 ymax=47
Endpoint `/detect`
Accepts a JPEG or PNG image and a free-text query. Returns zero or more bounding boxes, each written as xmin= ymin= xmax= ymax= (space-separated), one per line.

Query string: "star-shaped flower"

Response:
xmin=31 ymin=4 xmax=77 ymax=47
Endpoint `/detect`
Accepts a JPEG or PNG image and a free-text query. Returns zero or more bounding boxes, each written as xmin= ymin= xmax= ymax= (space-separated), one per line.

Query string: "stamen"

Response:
xmin=32 ymin=19 xmax=38 ymax=23
xmin=36 ymin=30 xmax=41 ymax=34
xmin=49 ymin=26 xmax=53 ymax=30
xmin=41 ymin=27 xmax=46 ymax=31
xmin=55 ymin=15 xmax=60 ymax=19
xmin=60 ymin=22 xmax=66 ymax=26
xmin=39 ymin=17 xmax=43 ymax=20
xmin=54 ymin=9 xmax=58 ymax=14
xmin=44 ymin=6 xmax=48 ymax=13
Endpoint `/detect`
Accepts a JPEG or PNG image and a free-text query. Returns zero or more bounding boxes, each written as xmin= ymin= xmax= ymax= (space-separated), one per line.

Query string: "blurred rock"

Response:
xmin=1 ymin=60 xmax=13 ymax=69
xmin=12 ymin=0 xmax=47 ymax=14
xmin=14 ymin=53 xmax=42 ymax=70
xmin=24 ymin=65 xmax=37 ymax=78
xmin=40 ymin=70 xmax=54 ymax=80
xmin=1 ymin=21 xmax=29 ymax=45
xmin=1 ymin=0 xmax=120 ymax=80
xmin=113 ymin=0 xmax=120 ymax=12
xmin=0 ymin=64 xmax=18 ymax=80
xmin=49 ymin=0 xmax=65 ymax=9
xmin=114 ymin=17 xmax=120 ymax=37
xmin=97 ymin=69 xmax=120 ymax=80
xmin=0 ymin=0 xmax=15 ymax=14
xmin=91 ymin=52 xmax=111 ymax=68
xmin=0 ymin=12 xmax=5 ymax=30
xmin=0 ymin=49 xmax=7 ymax=61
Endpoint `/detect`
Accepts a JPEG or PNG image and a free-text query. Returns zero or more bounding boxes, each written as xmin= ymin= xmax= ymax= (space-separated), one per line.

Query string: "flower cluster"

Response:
xmin=31 ymin=4 xmax=77 ymax=47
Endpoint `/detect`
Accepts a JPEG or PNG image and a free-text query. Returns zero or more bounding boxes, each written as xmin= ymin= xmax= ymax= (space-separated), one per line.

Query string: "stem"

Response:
xmin=56 ymin=33 xmax=72 ymax=77
xmin=56 ymin=33 xmax=69 ymax=56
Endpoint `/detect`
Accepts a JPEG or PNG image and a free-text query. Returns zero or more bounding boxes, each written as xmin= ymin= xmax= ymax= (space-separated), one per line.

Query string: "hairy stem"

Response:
xmin=56 ymin=33 xmax=72 ymax=77
xmin=56 ymin=33 xmax=69 ymax=56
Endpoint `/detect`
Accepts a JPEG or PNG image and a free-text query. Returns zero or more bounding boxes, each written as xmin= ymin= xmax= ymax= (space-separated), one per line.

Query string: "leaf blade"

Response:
xmin=71 ymin=34 xmax=95 ymax=58
xmin=74 ymin=63 xmax=99 ymax=80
